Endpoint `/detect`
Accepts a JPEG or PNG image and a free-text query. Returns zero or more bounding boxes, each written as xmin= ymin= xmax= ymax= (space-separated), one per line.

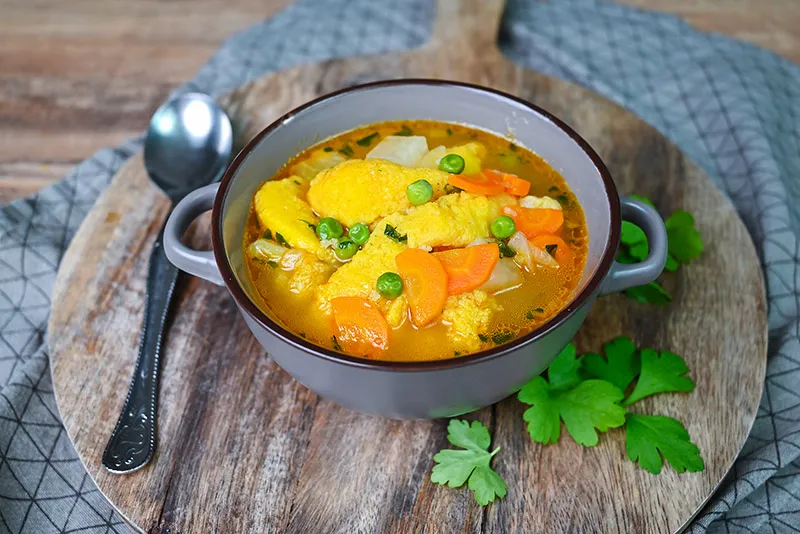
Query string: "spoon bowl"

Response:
xmin=143 ymin=93 xmax=233 ymax=201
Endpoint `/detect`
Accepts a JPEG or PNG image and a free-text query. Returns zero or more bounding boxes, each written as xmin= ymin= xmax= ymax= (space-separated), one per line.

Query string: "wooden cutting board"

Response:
xmin=48 ymin=1 xmax=768 ymax=532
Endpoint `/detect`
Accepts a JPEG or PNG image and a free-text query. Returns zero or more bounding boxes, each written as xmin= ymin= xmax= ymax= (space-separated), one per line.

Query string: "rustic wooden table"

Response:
xmin=0 ymin=0 xmax=798 ymax=204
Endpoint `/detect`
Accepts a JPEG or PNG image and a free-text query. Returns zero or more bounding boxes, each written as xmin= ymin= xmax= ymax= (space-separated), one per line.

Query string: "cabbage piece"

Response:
xmin=291 ymin=149 xmax=347 ymax=181
xmin=520 ymin=195 xmax=562 ymax=210
xmin=247 ymin=239 xmax=288 ymax=263
xmin=366 ymin=136 xmax=429 ymax=167
xmin=480 ymin=258 xmax=523 ymax=294
xmin=417 ymin=145 xmax=447 ymax=169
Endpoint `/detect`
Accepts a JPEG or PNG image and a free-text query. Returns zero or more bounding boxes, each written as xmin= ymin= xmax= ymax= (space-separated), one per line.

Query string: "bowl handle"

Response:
xmin=163 ymin=183 xmax=224 ymax=286
xmin=599 ymin=196 xmax=668 ymax=295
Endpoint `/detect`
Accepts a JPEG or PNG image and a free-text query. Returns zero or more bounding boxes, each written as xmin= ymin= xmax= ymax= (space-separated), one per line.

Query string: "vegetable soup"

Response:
xmin=243 ymin=120 xmax=588 ymax=361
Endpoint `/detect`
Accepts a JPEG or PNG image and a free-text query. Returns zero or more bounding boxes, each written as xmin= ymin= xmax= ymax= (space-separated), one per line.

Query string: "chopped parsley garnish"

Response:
xmin=446 ymin=128 xmax=453 ymax=136
xmin=444 ymin=184 xmax=463 ymax=194
xmin=262 ymin=229 xmax=273 ymax=240
xmin=299 ymin=332 xmax=307 ymax=338
xmin=548 ymin=186 xmax=560 ymax=193
xmin=497 ymin=240 xmax=516 ymax=258
xmin=267 ymin=260 xmax=278 ymax=267
xmin=339 ymin=144 xmax=354 ymax=157
xmin=356 ymin=132 xmax=379 ymax=147
xmin=534 ymin=307 xmax=544 ymax=313
xmin=491 ymin=330 xmax=515 ymax=345
xmin=509 ymin=143 xmax=518 ymax=152
xmin=431 ymin=420 xmax=507 ymax=505
xmin=478 ymin=334 xmax=489 ymax=343
xmin=556 ymin=194 xmax=570 ymax=206
xmin=545 ymin=244 xmax=558 ymax=256
xmin=275 ymin=232 xmax=289 ymax=247
xmin=323 ymin=146 xmax=334 ymax=152
xmin=454 ymin=351 xmax=461 ymax=356
xmin=384 ymin=224 xmax=407 ymax=243
xmin=525 ymin=310 xmax=535 ymax=320
xmin=331 ymin=336 xmax=343 ymax=351
xmin=299 ymin=219 xmax=316 ymax=232
xmin=394 ymin=125 xmax=413 ymax=136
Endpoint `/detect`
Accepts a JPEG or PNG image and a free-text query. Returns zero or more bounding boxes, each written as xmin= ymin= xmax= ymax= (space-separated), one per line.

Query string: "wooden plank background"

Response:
xmin=0 ymin=0 xmax=798 ymax=204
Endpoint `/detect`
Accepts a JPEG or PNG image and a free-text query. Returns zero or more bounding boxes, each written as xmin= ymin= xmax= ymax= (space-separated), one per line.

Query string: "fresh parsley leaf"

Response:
xmin=339 ymin=144 xmax=354 ymax=157
xmin=625 ymin=414 xmax=704 ymax=474
xmin=394 ymin=125 xmax=413 ymax=136
xmin=624 ymin=349 xmax=695 ymax=406
xmin=581 ymin=336 xmax=640 ymax=392
xmin=547 ymin=343 xmax=582 ymax=391
xmin=275 ymin=232 xmax=289 ymax=247
xmin=519 ymin=377 xmax=626 ymax=446
xmin=620 ymin=221 xmax=646 ymax=246
xmin=624 ymin=282 xmax=672 ymax=305
xmin=491 ymin=330 xmax=515 ymax=345
xmin=664 ymin=255 xmax=680 ymax=272
xmin=497 ymin=240 xmax=516 ymax=258
xmin=431 ymin=420 xmax=507 ymax=505
xmin=384 ymin=224 xmax=407 ymax=243
xmin=665 ymin=210 xmax=704 ymax=264
xmin=356 ymin=132 xmax=379 ymax=147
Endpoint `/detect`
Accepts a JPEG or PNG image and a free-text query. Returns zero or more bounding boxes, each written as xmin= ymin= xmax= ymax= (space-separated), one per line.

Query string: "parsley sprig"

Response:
xmin=618 ymin=196 xmax=704 ymax=305
xmin=431 ymin=420 xmax=508 ymax=505
xmin=518 ymin=338 xmax=704 ymax=474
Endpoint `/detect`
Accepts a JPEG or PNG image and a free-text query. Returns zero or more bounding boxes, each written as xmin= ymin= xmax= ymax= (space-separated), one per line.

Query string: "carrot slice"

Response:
xmin=530 ymin=235 xmax=573 ymax=265
xmin=503 ymin=206 xmax=564 ymax=238
xmin=331 ymin=297 xmax=390 ymax=357
xmin=395 ymin=249 xmax=449 ymax=327
xmin=483 ymin=169 xmax=531 ymax=196
xmin=447 ymin=172 xmax=506 ymax=196
xmin=434 ymin=243 xmax=500 ymax=295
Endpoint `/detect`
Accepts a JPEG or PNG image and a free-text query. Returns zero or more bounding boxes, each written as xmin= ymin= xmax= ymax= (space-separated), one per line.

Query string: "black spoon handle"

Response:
xmin=102 ymin=224 xmax=179 ymax=474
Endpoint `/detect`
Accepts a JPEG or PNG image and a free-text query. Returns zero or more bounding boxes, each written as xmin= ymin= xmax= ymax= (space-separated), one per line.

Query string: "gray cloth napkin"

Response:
xmin=1 ymin=0 xmax=798 ymax=532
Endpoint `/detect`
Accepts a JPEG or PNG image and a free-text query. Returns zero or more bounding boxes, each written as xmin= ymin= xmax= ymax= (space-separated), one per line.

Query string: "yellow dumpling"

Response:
xmin=315 ymin=231 xmax=408 ymax=317
xmin=379 ymin=192 xmax=517 ymax=249
xmin=442 ymin=290 xmax=500 ymax=352
xmin=307 ymin=159 xmax=450 ymax=227
xmin=253 ymin=178 xmax=328 ymax=260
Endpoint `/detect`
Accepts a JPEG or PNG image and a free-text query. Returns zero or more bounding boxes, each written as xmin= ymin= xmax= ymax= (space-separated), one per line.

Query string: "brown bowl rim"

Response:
xmin=211 ymin=78 xmax=621 ymax=371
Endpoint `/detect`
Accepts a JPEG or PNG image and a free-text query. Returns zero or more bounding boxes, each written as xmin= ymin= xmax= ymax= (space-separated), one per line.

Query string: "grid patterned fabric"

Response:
xmin=1 ymin=0 xmax=798 ymax=532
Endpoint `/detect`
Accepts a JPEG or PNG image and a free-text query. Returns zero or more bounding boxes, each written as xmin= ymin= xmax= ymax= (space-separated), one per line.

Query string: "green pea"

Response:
xmin=376 ymin=272 xmax=404 ymax=299
xmin=348 ymin=222 xmax=370 ymax=245
xmin=490 ymin=215 xmax=516 ymax=239
xmin=317 ymin=217 xmax=344 ymax=240
xmin=438 ymin=154 xmax=465 ymax=174
xmin=335 ymin=239 xmax=359 ymax=260
xmin=406 ymin=179 xmax=434 ymax=205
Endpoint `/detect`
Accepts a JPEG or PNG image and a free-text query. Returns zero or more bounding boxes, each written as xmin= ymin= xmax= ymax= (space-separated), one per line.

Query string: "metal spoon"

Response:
xmin=102 ymin=93 xmax=232 ymax=474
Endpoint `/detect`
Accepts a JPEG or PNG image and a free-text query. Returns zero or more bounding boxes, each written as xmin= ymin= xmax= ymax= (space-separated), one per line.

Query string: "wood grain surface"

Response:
xmin=48 ymin=1 xmax=768 ymax=533
xmin=1 ymin=0 xmax=798 ymax=204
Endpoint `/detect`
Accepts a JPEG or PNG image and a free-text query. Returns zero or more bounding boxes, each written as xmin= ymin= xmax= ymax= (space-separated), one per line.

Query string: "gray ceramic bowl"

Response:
xmin=163 ymin=80 xmax=667 ymax=419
